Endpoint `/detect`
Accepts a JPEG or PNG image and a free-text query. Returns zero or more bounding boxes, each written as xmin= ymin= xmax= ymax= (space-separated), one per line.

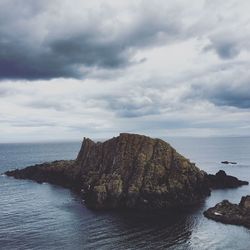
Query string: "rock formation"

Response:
xmin=5 ymin=160 xmax=79 ymax=189
xmin=204 ymin=196 xmax=250 ymax=228
xmin=205 ymin=170 xmax=248 ymax=189
xmin=221 ymin=161 xmax=237 ymax=164
xmin=76 ymin=133 xmax=212 ymax=209
xmin=5 ymin=133 xmax=212 ymax=210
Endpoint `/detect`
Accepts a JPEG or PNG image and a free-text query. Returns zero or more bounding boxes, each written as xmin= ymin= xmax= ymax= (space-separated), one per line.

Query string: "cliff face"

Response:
xmin=76 ymin=133 xmax=210 ymax=209
xmin=6 ymin=133 xmax=211 ymax=210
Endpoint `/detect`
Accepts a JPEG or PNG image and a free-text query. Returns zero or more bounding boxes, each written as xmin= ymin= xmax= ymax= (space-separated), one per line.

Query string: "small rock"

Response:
xmin=205 ymin=170 xmax=248 ymax=189
xmin=204 ymin=196 xmax=250 ymax=228
xmin=221 ymin=161 xmax=237 ymax=164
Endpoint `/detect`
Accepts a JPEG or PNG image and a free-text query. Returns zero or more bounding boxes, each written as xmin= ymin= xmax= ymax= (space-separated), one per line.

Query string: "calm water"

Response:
xmin=1 ymin=137 xmax=250 ymax=250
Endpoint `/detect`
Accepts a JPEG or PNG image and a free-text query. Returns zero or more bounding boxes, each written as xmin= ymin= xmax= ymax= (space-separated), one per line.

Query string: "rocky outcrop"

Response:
xmin=221 ymin=161 xmax=237 ymax=164
xmin=5 ymin=160 xmax=80 ymax=189
xmin=5 ymin=133 xmax=211 ymax=210
xmin=76 ymin=133 xmax=211 ymax=209
xmin=205 ymin=170 xmax=248 ymax=189
xmin=204 ymin=196 xmax=250 ymax=228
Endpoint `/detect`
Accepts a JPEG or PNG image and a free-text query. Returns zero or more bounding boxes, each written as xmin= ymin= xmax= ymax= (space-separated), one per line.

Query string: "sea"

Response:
xmin=0 ymin=137 xmax=250 ymax=250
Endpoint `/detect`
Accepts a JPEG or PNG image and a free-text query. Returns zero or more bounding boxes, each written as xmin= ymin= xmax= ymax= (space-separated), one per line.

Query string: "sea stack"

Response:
xmin=6 ymin=133 xmax=211 ymax=210
xmin=76 ymin=133 xmax=211 ymax=209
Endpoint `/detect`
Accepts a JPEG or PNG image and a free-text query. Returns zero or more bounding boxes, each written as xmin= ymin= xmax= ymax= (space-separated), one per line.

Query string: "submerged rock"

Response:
xmin=5 ymin=133 xmax=211 ymax=210
xmin=205 ymin=170 xmax=248 ymax=189
xmin=204 ymin=196 xmax=250 ymax=228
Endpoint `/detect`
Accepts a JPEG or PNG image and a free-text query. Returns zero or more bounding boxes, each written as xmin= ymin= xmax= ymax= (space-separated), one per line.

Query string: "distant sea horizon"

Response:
xmin=1 ymin=134 xmax=250 ymax=144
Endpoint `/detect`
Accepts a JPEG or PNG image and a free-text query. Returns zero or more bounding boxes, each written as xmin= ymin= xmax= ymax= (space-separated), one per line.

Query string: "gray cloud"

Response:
xmin=204 ymin=34 xmax=241 ymax=59
xmin=0 ymin=117 xmax=57 ymax=128
xmin=185 ymin=63 xmax=250 ymax=109
xmin=103 ymin=95 xmax=159 ymax=118
xmin=207 ymin=84 xmax=250 ymax=109
xmin=26 ymin=99 xmax=73 ymax=112
xmin=0 ymin=0 xmax=184 ymax=80
xmin=204 ymin=41 xmax=240 ymax=59
xmin=214 ymin=42 xmax=240 ymax=59
xmin=0 ymin=88 xmax=9 ymax=97
xmin=0 ymin=85 xmax=16 ymax=96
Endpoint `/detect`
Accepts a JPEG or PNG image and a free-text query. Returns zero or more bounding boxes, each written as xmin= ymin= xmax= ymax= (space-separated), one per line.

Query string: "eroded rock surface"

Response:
xmin=204 ymin=196 xmax=250 ymax=228
xmin=6 ymin=133 xmax=211 ymax=209
xmin=76 ymin=133 xmax=211 ymax=209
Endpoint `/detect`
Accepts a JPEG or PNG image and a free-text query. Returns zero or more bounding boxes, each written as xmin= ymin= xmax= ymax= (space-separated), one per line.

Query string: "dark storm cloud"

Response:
xmin=0 ymin=0 xmax=183 ymax=80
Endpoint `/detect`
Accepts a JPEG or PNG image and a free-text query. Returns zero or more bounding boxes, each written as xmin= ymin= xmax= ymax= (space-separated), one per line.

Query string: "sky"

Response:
xmin=0 ymin=0 xmax=250 ymax=142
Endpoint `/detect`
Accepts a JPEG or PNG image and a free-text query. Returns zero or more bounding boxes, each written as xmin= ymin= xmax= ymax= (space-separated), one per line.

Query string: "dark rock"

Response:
xmin=5 ymin=133 xmax=211 ymax=210
xmin=76 ymin=133 xmax=211 ymax=209
xmin=205 ymin=170 xmax=248 ymax=189
xmin=240 ymin=196 xmax=250 ymax=210
xmin=221 ymin=161 xmax=237 ymax=164
xmin=204 ymin=196 xmax=250 ymax=228
xmin=5 ymin=160 xmax=81 ymax=190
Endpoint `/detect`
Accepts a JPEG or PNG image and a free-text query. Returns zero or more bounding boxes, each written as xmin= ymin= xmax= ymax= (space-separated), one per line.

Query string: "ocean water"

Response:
xmin=1 ymin=137 xmax=250 ymax=250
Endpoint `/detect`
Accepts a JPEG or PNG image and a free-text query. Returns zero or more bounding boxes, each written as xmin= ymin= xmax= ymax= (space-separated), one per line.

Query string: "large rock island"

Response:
xmin=6 ymin=133 xmax=211 ymax=209
xmin=5 ymin=133 xmax=248 ymax=210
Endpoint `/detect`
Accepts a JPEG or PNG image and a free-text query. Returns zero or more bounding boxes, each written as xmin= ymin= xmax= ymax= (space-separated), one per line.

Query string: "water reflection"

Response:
xmin=75 ymin=205 xmax=204 ymax=250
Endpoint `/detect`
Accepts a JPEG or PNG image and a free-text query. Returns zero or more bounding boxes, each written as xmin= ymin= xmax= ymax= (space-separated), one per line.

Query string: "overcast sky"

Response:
xmin=0 ymin=0 xmax=250 ymax=142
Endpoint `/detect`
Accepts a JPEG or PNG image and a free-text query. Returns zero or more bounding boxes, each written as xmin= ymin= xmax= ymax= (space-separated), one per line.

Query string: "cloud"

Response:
xmin=184 ymin=62 xmax=250 ymax=109
xmin=203 ymin=32 xmax=243 ymax=60
xmin=0 ymin=0 xmax=187 ymax=80
xmin=199 ymin=1 xmax=250 ymax=60
xmin=1 ymin=71 xmax=250 ymax=142
xmin=203 ymin=81 xmax=250 ymax=109
xmin=0 ymin=87 xmax=10 ymax=97
xmin=204 ymin=40 xmax=240 ymax=59
xmin=1 ymin=0 xmax=250 ymax=141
